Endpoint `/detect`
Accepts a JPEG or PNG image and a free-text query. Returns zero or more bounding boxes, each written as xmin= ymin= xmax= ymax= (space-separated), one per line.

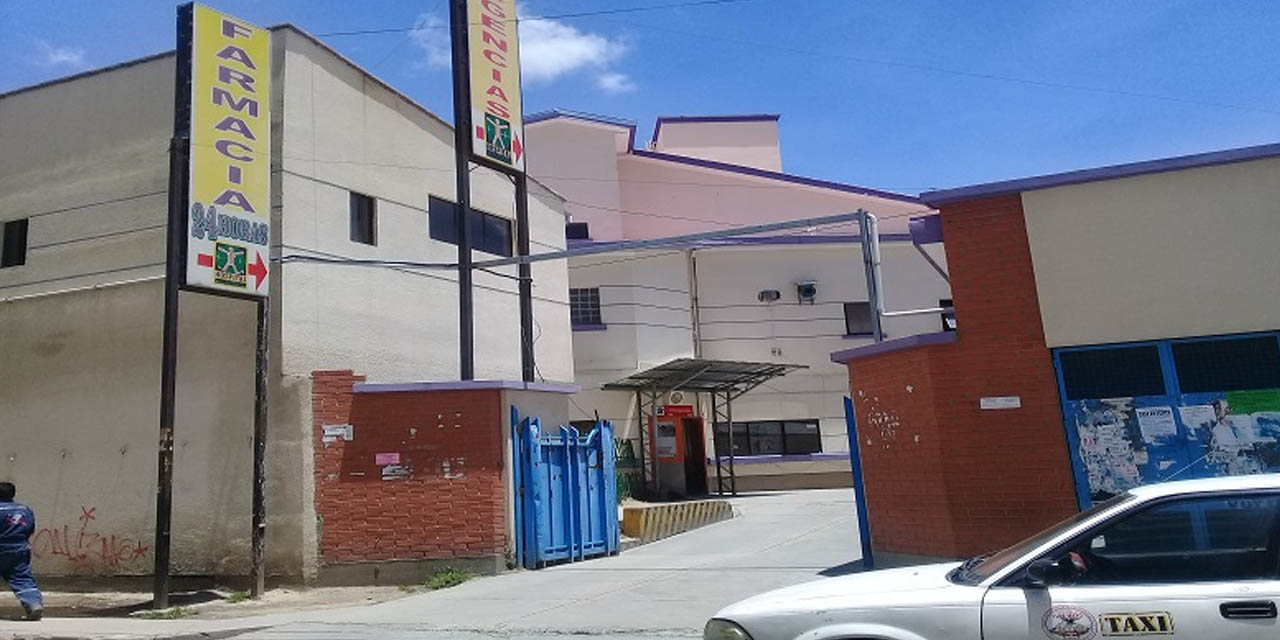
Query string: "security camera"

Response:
xmin=795 ymin=281 xmax=818 ymax=304
xmin=758 ymin=289 xmax=781 ymax=303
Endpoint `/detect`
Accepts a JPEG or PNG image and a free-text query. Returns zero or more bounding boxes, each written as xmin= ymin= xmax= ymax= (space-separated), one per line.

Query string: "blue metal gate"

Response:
xmin=511 ymin=408 xmax=620 ymax=569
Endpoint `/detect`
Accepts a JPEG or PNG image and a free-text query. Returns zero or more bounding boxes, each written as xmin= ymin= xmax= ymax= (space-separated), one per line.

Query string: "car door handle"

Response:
xmin=1220 ymin=601 xmax=1277 ymax=619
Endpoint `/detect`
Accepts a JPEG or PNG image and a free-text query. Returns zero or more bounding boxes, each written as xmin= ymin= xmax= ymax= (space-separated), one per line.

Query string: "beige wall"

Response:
xmin=0 ymin=282 xmax=261 ymax=576
xmin=0 ymin=26 xmax=574 ymax=579
xmin=1022 ymin=156 xmax=1280 ymax=347
xmin=0 ymin=54 xmax=285 ymax=577
xmin=275 ymin=30 xmax=573 ymax=384
xmin=0 ymin=54 xmax=173 ymax=297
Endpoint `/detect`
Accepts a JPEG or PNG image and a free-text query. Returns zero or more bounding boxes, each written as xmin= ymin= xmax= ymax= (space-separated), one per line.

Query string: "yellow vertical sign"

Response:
xmin=468 ymin=0 xmax=524 ymax=172
xmin=187 ymin=4 xmax=271 ymax=296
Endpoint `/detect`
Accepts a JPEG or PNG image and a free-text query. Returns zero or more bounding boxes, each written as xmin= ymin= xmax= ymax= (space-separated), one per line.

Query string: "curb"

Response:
xmin=621 ymin=499 xmax=734 ymax=543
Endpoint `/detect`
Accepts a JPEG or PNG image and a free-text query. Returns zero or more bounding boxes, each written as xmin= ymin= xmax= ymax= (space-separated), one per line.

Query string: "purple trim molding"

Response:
xmin=631 ymin=149 xmax=923 ymax=203
xmin=566 ymin=233 xmax=914 ymax=251
xmin=908 ymin=214 xmax=943 ymax=245
xmin=708 ymin=452 xmax=850 ymax=465
xmin=651 ymin=114 xmax=781 ymax=146
xmin=572 ymin=323 xmax=608 ymax=332
xmin=355 ymin=380 xmax=582 ymax=394
xmin=921 ymin=142 xmax=1280 ymax=207
xmin=830 ymin=331 xmax=957 ymax=364
xmin=525 ymin=109 xmax=638 ymax=151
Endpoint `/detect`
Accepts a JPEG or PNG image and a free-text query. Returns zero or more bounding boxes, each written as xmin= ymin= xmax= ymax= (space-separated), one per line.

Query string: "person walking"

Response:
xmin=0 ymin=482 xmax=42 ymax=621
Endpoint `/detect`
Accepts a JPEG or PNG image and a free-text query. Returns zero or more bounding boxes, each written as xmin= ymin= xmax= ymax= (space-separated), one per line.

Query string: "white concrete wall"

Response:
xmin=652 ymin=119 xmax=783 ymax=172
xmin=565 ymin=242 xmax=950 ymax=454
xmin=693 ymin=242 xmax=948 ymax=453
xmin=276 ymin=30 xmax=573 ymax=384
xmin=0 ymin=283 xmax=258 ymax=576
xmin=0 ymin=55 xmax=173 ymax=296
xmin=1022 ymin=156 xmax=1280 ymax=348
xmin=0 ymin=55 xmax=276 ymax=577
xmin=0 ymin=26 xmax=575 ymax=579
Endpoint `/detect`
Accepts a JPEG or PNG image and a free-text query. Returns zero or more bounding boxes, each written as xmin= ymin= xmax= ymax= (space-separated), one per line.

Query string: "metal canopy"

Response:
xmin=604 ymin=358 xmax=807 ymax=499
xmin=602 ymin=358 xmax=807 ymax=394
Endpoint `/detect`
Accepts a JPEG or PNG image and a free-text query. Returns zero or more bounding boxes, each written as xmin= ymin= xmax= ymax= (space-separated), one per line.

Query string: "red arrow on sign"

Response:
xmin=197 ymin=253 xmax=213 ymax=267
xmin=249 ymin=251 xmax=268 ymax=290
xmin=513 ymin=134 xmax=522 ymax=162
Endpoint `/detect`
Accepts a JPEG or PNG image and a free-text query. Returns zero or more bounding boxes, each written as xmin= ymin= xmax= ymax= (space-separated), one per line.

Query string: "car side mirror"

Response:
xmin=1024 ymin=558 xmax=1060 ymax=589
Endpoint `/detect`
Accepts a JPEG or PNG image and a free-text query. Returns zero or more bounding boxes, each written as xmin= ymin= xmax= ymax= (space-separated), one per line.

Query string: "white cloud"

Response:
xmin=596 ymin=72 xmax=637 ymax=95
xmin=517 ymin=16 xmax=626 ymax=83
xmin=33 ymin=40 xmax=85 ymax=68
xmin=409 ymin=14 xmax=451 ymax=69
xmin=408 ymin=9 xmax=636 ymax=95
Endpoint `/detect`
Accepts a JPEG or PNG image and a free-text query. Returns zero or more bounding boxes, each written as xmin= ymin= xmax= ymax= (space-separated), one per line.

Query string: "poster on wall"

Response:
xmin=185 ymin=3 xmax=272 ymax=296
xmin=654 ymin=419 xmax=681 ymax=461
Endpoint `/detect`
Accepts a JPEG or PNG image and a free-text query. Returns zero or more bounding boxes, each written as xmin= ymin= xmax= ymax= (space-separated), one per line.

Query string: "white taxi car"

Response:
xmin=706 ymin=474 xmax=1280 ymax=640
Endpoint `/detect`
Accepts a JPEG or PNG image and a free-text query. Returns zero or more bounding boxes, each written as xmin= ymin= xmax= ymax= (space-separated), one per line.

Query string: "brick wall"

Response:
xmin=846 ymin=194 xmax=1077 ymax=559
xmin=311 ymin=371 xmax=506 ymax=565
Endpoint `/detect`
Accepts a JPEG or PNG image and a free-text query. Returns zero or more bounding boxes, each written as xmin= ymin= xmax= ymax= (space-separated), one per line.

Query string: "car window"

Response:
xmin=961 ymin=494 xmax=1133 ymax=583
xmin=1053 ymin=493 xmax=1280 ymax=585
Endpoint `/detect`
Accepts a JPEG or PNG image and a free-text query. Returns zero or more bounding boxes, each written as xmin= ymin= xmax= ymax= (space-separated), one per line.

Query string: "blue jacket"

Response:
xmin=0 ymin=501 xmax=34 ymax=553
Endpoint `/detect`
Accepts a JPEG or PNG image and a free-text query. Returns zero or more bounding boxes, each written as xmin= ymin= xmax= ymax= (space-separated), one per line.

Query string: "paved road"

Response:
xmin=244 ymin=489 xmax=860 ymax=639
xmin=0 ymin=489 xmax=860 ymax=639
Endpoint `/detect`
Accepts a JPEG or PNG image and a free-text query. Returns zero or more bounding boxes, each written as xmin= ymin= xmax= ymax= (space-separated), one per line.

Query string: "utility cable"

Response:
xmin=598 ymin=16 xmax=1280 ymax=117
xmin=316 ymin=0 xmax=757 ymax=37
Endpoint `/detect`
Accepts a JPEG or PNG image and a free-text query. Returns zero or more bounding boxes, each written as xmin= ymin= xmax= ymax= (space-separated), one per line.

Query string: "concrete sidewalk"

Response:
xmin=0 ymin=489 xmax=861 ymax=639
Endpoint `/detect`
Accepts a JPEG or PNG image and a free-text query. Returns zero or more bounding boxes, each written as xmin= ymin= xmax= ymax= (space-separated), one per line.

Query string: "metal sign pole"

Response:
xmin=249 ymin=297 xmax=270 ymax=597
xmin=858 ymin=212 xmax=884 ymax=342
xmin=154 ymin=2 xmax=194 ymax=609
xmin=515 ymin=174 xmax=534 ymax=382
xmin=449 ymin=0 xmax=475 ymax=380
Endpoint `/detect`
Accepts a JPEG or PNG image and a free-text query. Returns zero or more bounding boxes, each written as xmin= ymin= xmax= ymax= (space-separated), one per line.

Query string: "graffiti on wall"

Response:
xmin=31 ymin=506 xmax=149 ymax=571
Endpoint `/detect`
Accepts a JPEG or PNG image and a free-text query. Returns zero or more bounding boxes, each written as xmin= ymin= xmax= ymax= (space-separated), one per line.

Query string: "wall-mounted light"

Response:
xmin=758 ymin=289 xmax=781 ymax=303
xmin=795 ymin=280 xmax=818 ymax=304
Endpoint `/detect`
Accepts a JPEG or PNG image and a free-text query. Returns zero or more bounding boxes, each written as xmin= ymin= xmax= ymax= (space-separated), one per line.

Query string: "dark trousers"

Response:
xmin=0 ymin=550 xmax=41 ymax=611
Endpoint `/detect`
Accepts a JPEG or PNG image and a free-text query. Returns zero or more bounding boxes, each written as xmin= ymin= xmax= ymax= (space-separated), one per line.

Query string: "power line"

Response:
xmin=316 ymin=0 xmax=756 ymax=37
xmin=25 ymin=190 xmax=167 ymax=219
xmin=599 ymin=18 xmax=1280 ymax=117
xmin=276 ymin=153 xmax=939 ymax=193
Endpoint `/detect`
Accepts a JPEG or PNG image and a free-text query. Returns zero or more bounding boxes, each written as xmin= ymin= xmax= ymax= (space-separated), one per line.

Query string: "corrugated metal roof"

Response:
xmin=601 ymin=358 xmax=806 ymax=393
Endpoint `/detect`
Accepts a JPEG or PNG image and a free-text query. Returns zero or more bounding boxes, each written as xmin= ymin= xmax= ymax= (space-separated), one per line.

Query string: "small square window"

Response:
xmin=349 ymin=192 xmax=376 ymax=245
xmin=2 ymin=219 xmax=28 ymax=268
xmin=844 ymin=301 xmax=873 ymax=336
xmin=570 ymin=287 xmax=602 ymax=326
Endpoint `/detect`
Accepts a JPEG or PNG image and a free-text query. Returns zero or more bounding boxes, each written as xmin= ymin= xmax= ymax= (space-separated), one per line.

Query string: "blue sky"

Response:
xmin=3 ymin=0 xmax=1278 ymax=193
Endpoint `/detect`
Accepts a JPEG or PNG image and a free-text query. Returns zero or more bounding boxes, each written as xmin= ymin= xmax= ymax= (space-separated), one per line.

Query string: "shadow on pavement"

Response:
xmin=0 ymin=589 xmax=226 ymax=618
xmin=819 ymin=559 xmax=868 ymax=577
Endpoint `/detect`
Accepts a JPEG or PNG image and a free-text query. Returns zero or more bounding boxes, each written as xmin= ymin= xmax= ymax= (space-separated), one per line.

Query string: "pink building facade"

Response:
xmin=526 ymin=111 xmax=951 ymax=492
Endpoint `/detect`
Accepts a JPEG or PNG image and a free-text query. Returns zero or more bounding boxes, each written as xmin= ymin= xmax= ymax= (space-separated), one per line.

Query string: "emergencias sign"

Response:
xmin=468 ymin=0 xmax=524 ymax=172
xmin=186 ymin=4 xmax=271 ymax=296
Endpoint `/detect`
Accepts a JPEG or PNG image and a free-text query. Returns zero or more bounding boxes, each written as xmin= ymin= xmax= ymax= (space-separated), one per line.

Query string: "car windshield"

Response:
xmin=949 ymin=493 xmax=1134 ymax=584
